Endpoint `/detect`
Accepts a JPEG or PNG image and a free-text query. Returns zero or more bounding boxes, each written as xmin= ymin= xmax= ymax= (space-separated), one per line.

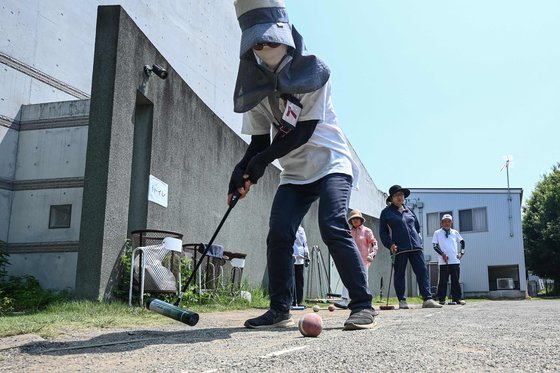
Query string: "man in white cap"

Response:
xmin=228 ymin=0 xmax=376 ymax=330
xmin=432 ymin=214 xmax=466 ymax=305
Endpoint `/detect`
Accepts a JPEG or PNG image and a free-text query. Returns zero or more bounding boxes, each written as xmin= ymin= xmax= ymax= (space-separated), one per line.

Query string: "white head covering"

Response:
xmin=232 ymin=0 xmax=330 ymax=113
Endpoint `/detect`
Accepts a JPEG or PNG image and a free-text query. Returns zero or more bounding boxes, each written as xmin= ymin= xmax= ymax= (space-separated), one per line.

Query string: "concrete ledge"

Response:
xmin=488 ymin=290 xmax=526 ymax=299
xmin=13 ymin=178 xmax=84 ymax=191
xmin=3 ymin=241 xmax=80 ymax=253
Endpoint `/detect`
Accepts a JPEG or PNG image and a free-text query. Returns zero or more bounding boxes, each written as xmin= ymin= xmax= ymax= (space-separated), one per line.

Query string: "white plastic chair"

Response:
xmin=128 ymin=237 xmax=183 ymax=306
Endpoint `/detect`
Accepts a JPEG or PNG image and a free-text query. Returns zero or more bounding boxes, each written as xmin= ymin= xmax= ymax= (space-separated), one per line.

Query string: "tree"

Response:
xmin=523 ymin=163 xmax=560 ymax=294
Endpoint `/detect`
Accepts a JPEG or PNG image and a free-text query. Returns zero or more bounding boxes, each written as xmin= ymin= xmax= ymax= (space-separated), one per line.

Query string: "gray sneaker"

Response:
xmin=343 ymin=308 xmax=377 ymax=330
xmin=244 ymin=309 xmax=294 ymax=329
xmin=399 ymin=300 xmax=409 ymax=309
xmin=423 ymin=299 xmax=443 ymax=308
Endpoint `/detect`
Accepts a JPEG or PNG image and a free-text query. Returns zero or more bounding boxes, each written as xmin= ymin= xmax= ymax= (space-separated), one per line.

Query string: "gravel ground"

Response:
xmin=1 ymin=299 xmax=559 ymax=372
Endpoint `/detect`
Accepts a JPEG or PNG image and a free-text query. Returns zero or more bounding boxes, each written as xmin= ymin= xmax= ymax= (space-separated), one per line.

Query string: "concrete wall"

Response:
xmin=1 ymin=100 xmax=88 ymax=289
xmin=8 ymin=188 xmax=83 ymax=243
xmin=0 ymin=0 xmax=240 ymax=131
xmin=0 ymin=189 xmax=11 ymax=242
xmin=6 ymin=252 xmax=77 ymax=290
xmin=0 ymin=125 xmax=18 ymax=180
xmin=347 ymin=144 xmax=387 ymax=219
xmin=74 ymin=6 xmax=286 ymax=300
xmin=0 ymin=125 xmax=17 ymax=241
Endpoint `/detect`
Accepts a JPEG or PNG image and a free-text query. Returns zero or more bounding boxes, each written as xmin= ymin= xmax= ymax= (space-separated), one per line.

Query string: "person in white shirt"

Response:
xmin=432 ymin=214 xmax=466 ymax=305
xmin=229 ymin=0 xmax=375 ymax=330
xmin=292 ymin=225 xmax=309 ymax=308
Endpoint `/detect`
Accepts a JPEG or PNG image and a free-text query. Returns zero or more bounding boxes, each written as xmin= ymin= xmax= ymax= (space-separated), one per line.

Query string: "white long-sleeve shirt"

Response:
xmin=292 ymin=226 xmax=308 ymax=265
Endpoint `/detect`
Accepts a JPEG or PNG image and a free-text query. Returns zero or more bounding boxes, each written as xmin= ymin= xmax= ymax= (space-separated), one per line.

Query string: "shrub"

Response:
xmin=0 ymin=275 xmax=70 ymax=313
xmin=0 ymin=241 xmax=70 ymax=314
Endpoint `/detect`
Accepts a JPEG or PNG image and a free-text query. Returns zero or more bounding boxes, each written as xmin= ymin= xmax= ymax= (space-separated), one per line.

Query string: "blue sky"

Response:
xmin=286 ymin=1 xmax=560 ymax=204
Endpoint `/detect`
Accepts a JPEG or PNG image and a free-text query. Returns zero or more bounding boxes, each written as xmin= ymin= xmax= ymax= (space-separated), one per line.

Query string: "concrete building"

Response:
xmin=0 ymin=100 xmax=89 ymax=290
xmin=408 ymin=188 xmax=526 ymax=298
xmin=1 ymin=2 xmax=386 ymax=299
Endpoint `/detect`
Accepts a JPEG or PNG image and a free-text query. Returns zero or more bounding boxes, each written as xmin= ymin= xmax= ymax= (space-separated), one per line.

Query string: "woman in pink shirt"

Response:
xmin=335 ymin=209 xmax=378 ymax=309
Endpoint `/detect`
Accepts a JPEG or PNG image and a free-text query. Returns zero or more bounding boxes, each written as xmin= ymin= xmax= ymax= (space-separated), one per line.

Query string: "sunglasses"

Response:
xmin=253 ymin=42 xmax=281 ymax=51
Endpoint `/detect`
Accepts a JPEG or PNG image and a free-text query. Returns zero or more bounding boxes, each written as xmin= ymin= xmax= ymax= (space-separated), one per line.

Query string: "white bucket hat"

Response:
xmin=234 ymin=0 xmax=296 ymax=57
xmin=441 ymin=214 xmax=453 ymax=221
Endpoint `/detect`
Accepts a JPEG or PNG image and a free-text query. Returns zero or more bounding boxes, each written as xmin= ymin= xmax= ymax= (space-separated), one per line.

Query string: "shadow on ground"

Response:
xmin=19 ymin=326 xmax=294 ymax=356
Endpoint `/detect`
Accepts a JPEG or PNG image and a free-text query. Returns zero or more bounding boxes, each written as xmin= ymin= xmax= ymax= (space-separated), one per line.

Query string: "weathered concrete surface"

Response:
xmin=1 ymin=300 xmax=559 ymax=372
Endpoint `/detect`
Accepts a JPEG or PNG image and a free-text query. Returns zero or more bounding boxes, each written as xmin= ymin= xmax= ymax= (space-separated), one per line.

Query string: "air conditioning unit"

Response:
xmin=496 ymin=278 xmax=515 ymax=290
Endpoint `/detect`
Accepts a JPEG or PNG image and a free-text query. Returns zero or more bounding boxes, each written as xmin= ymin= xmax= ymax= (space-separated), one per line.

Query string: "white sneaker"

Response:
xmin=423 ymin=299 xmax=443 ymax=308
xmin=399 ymin=300 xmax=409 ymax=309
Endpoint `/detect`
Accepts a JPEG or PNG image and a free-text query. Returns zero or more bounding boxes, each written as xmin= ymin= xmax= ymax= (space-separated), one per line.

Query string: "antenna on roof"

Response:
xmin=501 ymin=155 xmax=514 ymax=237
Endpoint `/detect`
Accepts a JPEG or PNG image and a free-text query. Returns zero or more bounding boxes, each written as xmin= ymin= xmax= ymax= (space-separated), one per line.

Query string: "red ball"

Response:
xmin=298 ymin=313 xmax=323 ymax=337
xmin=328 ymin=305 xmax=335 ymax=312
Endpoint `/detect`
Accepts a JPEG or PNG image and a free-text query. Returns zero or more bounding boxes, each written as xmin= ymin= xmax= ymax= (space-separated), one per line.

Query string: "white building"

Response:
xmin=408 ymin=188 xmax=526 ymax=298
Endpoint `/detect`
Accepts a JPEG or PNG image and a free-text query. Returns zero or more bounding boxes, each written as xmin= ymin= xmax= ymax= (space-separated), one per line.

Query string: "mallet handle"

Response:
xmin=174 ymin=191 xmax=241 ymax=306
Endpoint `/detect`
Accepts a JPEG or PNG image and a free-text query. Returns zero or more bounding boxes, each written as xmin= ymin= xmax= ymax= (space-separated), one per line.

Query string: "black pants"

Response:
xmin=293 ymin=264 xmax=304 ymax=305
xmin=267 ymin=173 xmax=371 ymax=313
xmin=437 ymin=264 xmax=462 ymax=302
xmin=394 ymin=249 xmax=432 ymax=301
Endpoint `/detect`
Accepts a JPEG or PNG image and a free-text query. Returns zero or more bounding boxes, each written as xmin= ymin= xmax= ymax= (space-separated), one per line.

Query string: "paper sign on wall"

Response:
xmin=148 ymin=175 xmax=168 ymax=208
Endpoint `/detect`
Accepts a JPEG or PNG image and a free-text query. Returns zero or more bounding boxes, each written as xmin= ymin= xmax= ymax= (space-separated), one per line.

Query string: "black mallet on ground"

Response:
xmin=146 ymin=191 xmax=241 ymax=325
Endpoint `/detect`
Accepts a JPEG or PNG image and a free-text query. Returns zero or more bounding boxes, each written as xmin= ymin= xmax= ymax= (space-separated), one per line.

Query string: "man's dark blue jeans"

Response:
xmin=394 ymin=249 xmax=432 ymax=300
xmin=266 ymin=173 xmax=372 ymax=313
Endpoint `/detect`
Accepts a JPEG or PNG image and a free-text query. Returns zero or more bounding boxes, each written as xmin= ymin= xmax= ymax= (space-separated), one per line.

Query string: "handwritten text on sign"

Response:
xmin=148 ymin=175 xmax=168 ymax=208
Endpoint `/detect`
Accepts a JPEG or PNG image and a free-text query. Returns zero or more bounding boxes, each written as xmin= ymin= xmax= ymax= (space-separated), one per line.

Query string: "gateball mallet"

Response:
xmin=379 ymin=249 xmax=423 ymax=310
xmin=379 ymin=252 xmax=396 ymax=310
xmin=146 ymin=191 xmax=241 ymax=325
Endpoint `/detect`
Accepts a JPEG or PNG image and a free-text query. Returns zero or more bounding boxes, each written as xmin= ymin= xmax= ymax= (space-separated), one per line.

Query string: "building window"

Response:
xmin=459 ymin=207 xmax=487 ymax=232
xmin=49 ymin=204 xmax=72 ymax=229
xmin=426 ymin=211 xmax=452 ymax=236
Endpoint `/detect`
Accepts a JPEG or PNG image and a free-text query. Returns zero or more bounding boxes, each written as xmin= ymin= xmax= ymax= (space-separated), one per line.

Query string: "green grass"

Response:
xmin=0 ymin=301 xmax=168 ymax=338
xmin=0 ymin=288 xmax=270 ymax=339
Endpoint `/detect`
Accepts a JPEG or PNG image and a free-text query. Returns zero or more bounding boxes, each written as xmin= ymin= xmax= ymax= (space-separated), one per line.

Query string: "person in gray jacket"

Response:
xmin=379 ymin=185 xmax=442 ymax=309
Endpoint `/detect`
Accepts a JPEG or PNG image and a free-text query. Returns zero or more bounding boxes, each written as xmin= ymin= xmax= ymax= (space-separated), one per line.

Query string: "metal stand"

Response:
xmin=305 ymin=245 xmax=331 ymax=300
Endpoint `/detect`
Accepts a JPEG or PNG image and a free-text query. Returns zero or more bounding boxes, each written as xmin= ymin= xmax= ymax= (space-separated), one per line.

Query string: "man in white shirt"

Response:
xmin=432 ymin=214 xmax=466 ymax=305
xmin=229 ymin=0 xmax=375 ymax=330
